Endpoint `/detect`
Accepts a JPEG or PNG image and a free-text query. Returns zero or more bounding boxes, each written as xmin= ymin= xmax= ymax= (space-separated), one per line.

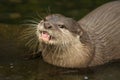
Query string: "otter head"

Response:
xmin=36 ymin=14 xmax=83 ymax=45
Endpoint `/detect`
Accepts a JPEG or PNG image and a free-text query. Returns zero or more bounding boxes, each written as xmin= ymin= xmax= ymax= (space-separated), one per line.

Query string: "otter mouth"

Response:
xmin=39 ymin=31 xmax=52 ymax=42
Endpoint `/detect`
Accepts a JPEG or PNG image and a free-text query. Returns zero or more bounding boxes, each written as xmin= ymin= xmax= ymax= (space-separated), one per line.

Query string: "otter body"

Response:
xmin=24 ymin=1 xmax=120 ymax=68
xmin=78 ymin=1 xmax=120 ymax=66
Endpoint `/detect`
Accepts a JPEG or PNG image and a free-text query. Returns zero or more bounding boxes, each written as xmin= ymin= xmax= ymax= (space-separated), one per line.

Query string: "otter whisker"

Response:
xmin=20 ymin=34 xmax=36 ymax=41
xmin=29 ymin=39 xmax=39 ymax=50
xmin=19 ymin=33 xmax=36 ymax=42
xmin=21 ymin=29 xmax=36 ymax=34
xmin=24 ymin=20 xmax=39 ymax=24
xmin=22 ymin=23 xmax=37 ymax=27
xmin=29 ymin=16 xmax=41 ymax=22
xmin=36 ymin=11 xmax=44 ymax=20
xmin=26 ymin=38 xmax=38 ymax=51
xmin=25 ymin=36 xmax=36 ymax=45
xmin=20 ymin=29 xmax=36 ymax=39
xmin=46 ymin=6 xmax=51 ymax=15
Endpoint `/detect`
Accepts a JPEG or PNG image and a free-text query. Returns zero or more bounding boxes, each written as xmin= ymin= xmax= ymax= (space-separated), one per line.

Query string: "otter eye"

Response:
xmin=58 ymin=24 xmax=66 ymax=29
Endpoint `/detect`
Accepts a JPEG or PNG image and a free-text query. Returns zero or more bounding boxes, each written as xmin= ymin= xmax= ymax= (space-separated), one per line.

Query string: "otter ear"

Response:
xmin=76 ymin=29 xmax=83 ymax=39
xmin=80 ymin=30 xmax=83 ymax=36
xmin=77 ymin=29 xmax=83 ymax=36
xmin=79 ymin=30 xmax=91 ymax=44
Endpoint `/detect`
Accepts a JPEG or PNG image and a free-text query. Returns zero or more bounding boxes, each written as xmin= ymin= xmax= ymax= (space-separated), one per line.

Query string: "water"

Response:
xmin=0 ymin=24 xmax=120 ymax=80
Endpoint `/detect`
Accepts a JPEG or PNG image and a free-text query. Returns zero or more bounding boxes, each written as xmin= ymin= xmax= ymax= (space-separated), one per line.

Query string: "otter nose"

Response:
xmin=44 ymin=22 xmax=52 ymax=29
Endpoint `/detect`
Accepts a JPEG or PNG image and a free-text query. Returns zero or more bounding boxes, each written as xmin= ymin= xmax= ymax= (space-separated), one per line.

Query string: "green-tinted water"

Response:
xmin=0 ymin=0 xmax=113 ymax=24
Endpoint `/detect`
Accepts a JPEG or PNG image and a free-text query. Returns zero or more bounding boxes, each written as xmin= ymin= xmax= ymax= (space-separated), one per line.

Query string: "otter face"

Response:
xmin=36 ymin=14 xmax=82 ymax=45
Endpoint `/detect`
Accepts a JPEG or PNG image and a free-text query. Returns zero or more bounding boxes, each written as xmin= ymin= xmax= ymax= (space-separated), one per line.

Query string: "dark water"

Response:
xmin=0 ymin=24 xmax=120 ymax=80
xmin=0 ymin=0 xmax=114 ymax=24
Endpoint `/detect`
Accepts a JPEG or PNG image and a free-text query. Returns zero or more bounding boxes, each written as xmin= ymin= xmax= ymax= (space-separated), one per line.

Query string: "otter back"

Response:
xmin=78 ymin=1 xmax=120 ymax=66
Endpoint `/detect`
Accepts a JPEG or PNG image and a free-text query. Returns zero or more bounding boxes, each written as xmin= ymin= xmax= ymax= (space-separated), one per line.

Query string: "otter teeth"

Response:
xmin=41 ymin=31 xmax=51 ymax=41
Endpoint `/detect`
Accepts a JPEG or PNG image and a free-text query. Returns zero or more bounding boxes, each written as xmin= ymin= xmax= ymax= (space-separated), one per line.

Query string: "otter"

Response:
xmin=22 ymin=1 xmax=120 ymax=68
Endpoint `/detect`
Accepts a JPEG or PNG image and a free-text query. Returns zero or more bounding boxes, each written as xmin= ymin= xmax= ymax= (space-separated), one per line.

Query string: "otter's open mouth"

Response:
xmin=40 ymin=31 xmax=51 ymax=42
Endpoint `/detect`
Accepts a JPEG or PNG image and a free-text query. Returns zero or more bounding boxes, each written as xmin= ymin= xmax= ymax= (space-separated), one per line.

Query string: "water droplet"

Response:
xmin=84 ymin=76 xmax=88 ymax=80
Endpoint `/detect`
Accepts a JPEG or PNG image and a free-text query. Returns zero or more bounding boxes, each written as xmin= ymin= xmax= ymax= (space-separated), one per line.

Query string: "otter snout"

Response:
xmin=38 ymin=21 xmax=56 ymax=30
xmin=44 ymin=22 xmax=53 ymax=29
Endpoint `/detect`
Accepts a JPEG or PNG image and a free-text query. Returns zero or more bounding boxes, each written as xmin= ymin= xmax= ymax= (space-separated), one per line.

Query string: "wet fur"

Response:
xmin=21 ymin=1 xmax=120 ymax=68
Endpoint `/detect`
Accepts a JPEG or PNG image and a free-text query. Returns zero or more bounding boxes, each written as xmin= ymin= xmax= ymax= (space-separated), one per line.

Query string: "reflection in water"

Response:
xmin=0 ymin=24 xmax=120 ymax=80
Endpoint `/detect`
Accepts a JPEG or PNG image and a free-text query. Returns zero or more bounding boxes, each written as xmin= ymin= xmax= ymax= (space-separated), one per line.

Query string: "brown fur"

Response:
xmin=78 ymin=1 xmax=120 ymax=66
xmin=22 ymin=1 xmax=120 ymax=68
